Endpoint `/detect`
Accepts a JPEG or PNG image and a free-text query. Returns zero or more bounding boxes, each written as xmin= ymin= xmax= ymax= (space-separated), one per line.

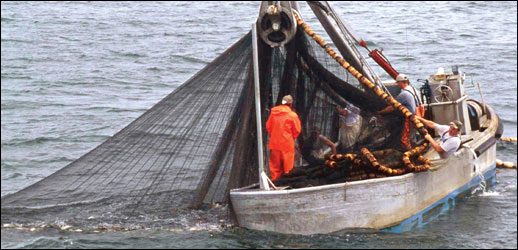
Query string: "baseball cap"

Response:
xmin=450 ymin=120 xmax=463 ymax=130
xmin=281 ymin=95 xmax=293 ymax=105
xmin=396 ymin=74 xmax=409 ymax=82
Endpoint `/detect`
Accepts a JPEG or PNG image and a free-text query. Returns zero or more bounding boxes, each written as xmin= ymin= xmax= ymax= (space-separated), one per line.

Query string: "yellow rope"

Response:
xmin=293 ymin=13 xmax=429 ymax=137
xmin=295 ymin=13 xmax=432 ymax=177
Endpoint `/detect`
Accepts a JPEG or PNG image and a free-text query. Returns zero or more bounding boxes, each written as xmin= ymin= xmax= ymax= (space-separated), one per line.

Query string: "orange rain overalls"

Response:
xmin=399 ymin=88 xmax=424 ymax=150
xmin=266 ymin=105 xmax=302 ymax=180
xmin=401 ymin=118 xmax=412 ymax=150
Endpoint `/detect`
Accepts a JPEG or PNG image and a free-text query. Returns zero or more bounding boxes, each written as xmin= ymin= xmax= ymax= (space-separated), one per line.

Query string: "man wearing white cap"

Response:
xmin=266 ymin=95 xmax=302 ymax=180
xmin=377 ymin=73 xmax=422 ymax=150
xmin=416 ymin=116 xmax=463 ymax=159
xmin=336 ymin=104 xmax=362 ymax=152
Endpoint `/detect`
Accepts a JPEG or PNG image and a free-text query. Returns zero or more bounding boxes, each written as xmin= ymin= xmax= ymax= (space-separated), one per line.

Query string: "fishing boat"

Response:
xmin=229 ymin=1 xmax=504 ymax=235
xmin=1 ymin=1 xmax=505 ymax=235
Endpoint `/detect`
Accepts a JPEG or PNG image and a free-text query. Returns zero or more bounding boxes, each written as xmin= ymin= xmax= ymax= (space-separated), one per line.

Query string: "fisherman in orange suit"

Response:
xmin=266 ymin=95 xmax=302 ymax=181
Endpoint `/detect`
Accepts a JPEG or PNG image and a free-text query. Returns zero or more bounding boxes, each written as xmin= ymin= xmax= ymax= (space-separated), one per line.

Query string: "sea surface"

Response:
xmin=1 ymin=1 xmax=516 ymax=249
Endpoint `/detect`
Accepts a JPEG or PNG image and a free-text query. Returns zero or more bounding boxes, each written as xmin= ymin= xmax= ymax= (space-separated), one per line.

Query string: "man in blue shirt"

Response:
xmin=376 ymin=74 xmax=421 ymax=150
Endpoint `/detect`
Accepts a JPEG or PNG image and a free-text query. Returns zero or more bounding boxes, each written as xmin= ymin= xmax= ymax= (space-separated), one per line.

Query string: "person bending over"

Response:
xmin=416 ymin=116 xmax=463 ymax=159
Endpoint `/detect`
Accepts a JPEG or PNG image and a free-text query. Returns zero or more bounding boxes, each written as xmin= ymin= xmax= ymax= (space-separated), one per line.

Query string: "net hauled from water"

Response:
xmin=2 ymin=22 xmax=427 ymax=227
xmin=2 ymin=32 xmax=255 ymax=223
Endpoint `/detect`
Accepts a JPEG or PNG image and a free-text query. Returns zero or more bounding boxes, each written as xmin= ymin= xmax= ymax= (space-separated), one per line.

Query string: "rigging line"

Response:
xmin=325 ymin=3 xmax=388 ymax=93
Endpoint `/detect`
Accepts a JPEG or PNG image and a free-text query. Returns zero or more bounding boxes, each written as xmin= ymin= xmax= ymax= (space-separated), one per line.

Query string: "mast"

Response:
xmin=252 ymin=23 xmax=270 ymax=191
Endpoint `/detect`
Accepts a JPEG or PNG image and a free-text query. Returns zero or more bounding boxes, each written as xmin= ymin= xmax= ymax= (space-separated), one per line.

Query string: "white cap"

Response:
xmin=281 ymin=95 xmax=293 ymax=105
xmin=396 ymin=74 xmax=409 ymax=82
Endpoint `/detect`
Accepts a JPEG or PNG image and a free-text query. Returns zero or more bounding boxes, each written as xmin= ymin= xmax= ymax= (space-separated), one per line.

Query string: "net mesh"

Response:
xmin=2 ymin=25 xmax=417 ymax=227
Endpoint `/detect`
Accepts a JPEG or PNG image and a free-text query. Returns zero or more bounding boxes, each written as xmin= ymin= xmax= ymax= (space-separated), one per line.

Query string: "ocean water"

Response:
xmin=1 ymin=1 xmax=516 ymax=249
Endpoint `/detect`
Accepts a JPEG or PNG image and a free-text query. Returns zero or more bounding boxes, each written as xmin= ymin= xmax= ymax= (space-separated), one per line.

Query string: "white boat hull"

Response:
xmin=230 ymin=105 xmax=500 ymax=235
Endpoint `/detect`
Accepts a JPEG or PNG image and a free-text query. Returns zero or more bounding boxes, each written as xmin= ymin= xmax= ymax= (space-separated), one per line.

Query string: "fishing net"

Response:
xmin=2 ymin=21 xmax=426 ymax=227
xmin=2 ymin=33 xmax=254 ymax=224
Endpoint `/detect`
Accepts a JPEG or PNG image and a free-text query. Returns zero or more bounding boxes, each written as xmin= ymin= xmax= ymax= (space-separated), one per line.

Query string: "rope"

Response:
xmin=294 ymin=13 xmax=432 ymax=179
xmin=293 ymin=13 xmax=429 ymax=138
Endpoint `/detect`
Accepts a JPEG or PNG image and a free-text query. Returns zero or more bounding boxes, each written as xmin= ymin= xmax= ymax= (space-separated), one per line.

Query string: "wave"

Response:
xmin=147 ymin=67 xmax=163 ymax=72
xmin=170 ymin=54 xmax=209 ymax=65
xmin=2 ymin=137 xmax=66 ymax=147
xmin=108 ymin=50 xmax=148 ymax=58
xmin=1 ymin=38 xmax=33 ymax=44
xmin=0 ymin=135 xmax=108 ymax=148
xmin=0 ymin=75 xmax=32 ymax=80
xmin=459 ymin=33 xmax=475 ymax=38
xmin=2 ymin=197 xmax=110 ymax=210
xmin=3 ymin=173 xmax=23 ymax=180
xmin=1 ymin=17 xmax=16 ymax=22
xmin=107 ymin=108 xmax=148 ymax=113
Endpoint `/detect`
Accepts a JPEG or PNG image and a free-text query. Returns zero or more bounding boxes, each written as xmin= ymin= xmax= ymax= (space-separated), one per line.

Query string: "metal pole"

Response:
xmin=476 ymin=82 xmax=488 ymax=116
xmin=307 ymin=1 xmax=375 ymax=84
xmin=252 ymin=23 xmax=269 ymax=190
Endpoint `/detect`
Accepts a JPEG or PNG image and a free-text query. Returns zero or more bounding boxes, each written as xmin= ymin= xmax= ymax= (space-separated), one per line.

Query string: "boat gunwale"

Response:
xmin=230 ymin=170 xmax=415 ymax=196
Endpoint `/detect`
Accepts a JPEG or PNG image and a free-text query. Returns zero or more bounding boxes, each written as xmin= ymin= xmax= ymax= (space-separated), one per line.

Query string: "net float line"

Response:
xmin=360 ymin=148 xmax=407 ymax=176
xmin=372 ymin=148 xmax=398 ymax=157
xmin=294 ymin=13 xmax=430 ymax=178
xmin=294 ymin=13 xmax=429 ymax=137
xmin=325 ymin=153 xmax=358 ymax=168
xmin=328 ymin=153 xmax=357 ymax=162
xmin=496 ymin=159 xmax=516 ymax=169
xmin=324 ymin=160 xmax=339 ymax=168
xmin=499 ymin=137 xmax=517 ymax=142
xmin=326 ymin=152 xmax=403 ymax=180
xmin=402 ymin=143 xmax=430 ymax=172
